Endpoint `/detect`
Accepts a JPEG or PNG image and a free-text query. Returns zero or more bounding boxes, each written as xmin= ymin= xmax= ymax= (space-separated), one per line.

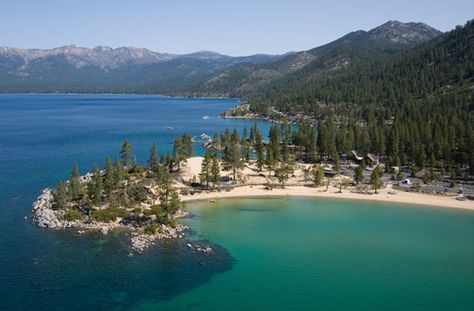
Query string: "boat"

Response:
xmin=199 ymin=133 xmax=210 ymax=140
xmin=166 ymin=127 xmax=174 ymax=131
xmin=202 ymin=115 xmax=210 ymax=120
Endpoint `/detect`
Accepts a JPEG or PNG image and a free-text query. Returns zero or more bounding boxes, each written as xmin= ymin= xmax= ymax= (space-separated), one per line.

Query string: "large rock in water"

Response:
xmin=32 ymin=189 xmax=61 ymax=228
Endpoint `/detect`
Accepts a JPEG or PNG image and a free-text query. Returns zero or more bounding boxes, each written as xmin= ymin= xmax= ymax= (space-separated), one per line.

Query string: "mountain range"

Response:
xmin=0 ymin=20 xmax=442 ymax=94
xmin=190 ymin=20 xmax=443 ymax=97
xmin=0 ymin=45 xmax=287 ymax=93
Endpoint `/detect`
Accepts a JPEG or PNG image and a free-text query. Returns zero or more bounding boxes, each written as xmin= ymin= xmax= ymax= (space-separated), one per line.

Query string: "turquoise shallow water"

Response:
xmin=1 ymin=95 xmax=473 ymax=310
xmin=147 ymin=197 xmax=474 ymax=311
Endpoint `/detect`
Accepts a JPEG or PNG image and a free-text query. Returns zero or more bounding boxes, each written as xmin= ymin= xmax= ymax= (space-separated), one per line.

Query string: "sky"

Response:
xmin=0 ymin=0 xmax=472 ymax=56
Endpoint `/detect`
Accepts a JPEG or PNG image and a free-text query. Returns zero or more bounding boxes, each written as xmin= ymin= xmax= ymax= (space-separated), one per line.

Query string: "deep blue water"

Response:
xmin=0 ymin=94 xmax=269 ymax=310
xmin=1 ymin=95 xmax=473 ymax=311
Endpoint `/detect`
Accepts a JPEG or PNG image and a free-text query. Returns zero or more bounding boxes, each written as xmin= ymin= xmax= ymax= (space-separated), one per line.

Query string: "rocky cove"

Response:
xmin=32 ymin=188 xmax=198 ymax=253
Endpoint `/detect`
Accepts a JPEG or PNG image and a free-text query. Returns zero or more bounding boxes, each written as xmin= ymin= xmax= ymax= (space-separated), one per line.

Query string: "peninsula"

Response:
xmin=32 ymin=138 xmax=193 ymax=253
xmin=33 ymin=123 xmax=473 ymax=253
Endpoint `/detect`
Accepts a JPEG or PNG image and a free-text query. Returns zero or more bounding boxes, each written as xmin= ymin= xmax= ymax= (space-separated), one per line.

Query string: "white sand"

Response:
xmin=179 ymin=157 xmax=474 ymax=211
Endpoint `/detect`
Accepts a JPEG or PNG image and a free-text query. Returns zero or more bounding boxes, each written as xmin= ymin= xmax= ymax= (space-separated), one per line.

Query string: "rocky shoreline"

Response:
xmin=32 ymin=188 xmax=190 ymax=253
xmin=220 ymin=104 xmax=293 ymax=124
xmin=130 ymin=223 xmax=188 ymax=253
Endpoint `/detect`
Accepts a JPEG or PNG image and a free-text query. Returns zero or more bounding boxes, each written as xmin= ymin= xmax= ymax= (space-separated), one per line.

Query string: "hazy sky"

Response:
xmin=1 ymin=0 xmax=472 ymax=55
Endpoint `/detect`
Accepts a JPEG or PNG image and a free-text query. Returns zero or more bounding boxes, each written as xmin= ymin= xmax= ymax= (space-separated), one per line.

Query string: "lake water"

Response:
xmin=0 ymin=94 xmax=473 ymax=310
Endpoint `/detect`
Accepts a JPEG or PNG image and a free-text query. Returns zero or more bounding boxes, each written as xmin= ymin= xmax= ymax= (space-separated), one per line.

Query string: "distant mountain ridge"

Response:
xmin=0 ymin=45 xmax=286 ymax=93
xmin=344 ymin=20 xmax=442 ymax=45
xmin=0 ymin=20 xmax=442 ymax=93
xmin=0 ymin=45 xmax=284 ymax=70
xmin=190 ymin=20 xmax=443 ymax=97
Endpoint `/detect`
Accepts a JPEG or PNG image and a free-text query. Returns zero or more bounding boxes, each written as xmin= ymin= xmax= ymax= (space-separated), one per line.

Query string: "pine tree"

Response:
xmin=212 ymin=132 xmax=221 ymax=151
xmin=173 ymin=137 xmax=185 ymax=171
xmin=275 ymin=164 xmax=290 ymax=188
xmin=182 ymin=134 xmax=194 ymax=158
xmin=266 ymin=144 xmax=275 ymax=173
xmin=354 ymin=165 xmax=364 ymax=184
xmin=211 ymin=157 xmax=221 ymax=188
xmin=114 ymin=158 xmax=126 ymax=185
xmin=54 ymin=180 xmax=68 ymax=210
xmin=282 ymin=141 xmax=290 ymax=162
xmin=69 ymin=162 xmax=81 ymax=200
xmin=370 ymin=165 xmax=383 ymax=194
xmin=313 ymin=165 xmax=325 ymax=187
xmin=241 ymin=127 xmax=250 ymax=161
xmin=89 ymin=164 xmax=103 ymax=206
xmin=199 ymin=150 xmax=212 ymax=188
xmin=221 ymin=128 xmax=231 ymax=151
xmin=159 ymin=170 xmax=180 ymax=214
xmin=148 ymin=143 xmax=159 ymax=173
xmin=231 ymin=128 xmax=240 ymax=144
xmin=227 ymin=139 xmax=242 ymax=181
xmin=104 ymin=158 xmax=116 ymax=197
xmin=159 ymin=170 xmax=171 ymax=210
xmin=255 ymin=130 xmax=265 ymax=172
xmin=120 ymin=139 xmax=133 ymax=167
xmin=156 ymin=164 xmax=165 ymax=186
xmin=333 ymin=153 xmax=341 ymax=173
xmin=242 ymin=127 xmax=248 ymax=143
xmin=268 ymin=125 xmax=281 ymax=162
xmin=169 ymin=190 xmax=181 ymax=214
xmin=308 ymin=127 xmax=317 ymax=162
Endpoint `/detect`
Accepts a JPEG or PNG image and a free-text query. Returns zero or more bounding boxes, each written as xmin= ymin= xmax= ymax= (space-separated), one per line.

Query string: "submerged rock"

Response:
xmin=130 ymin=224 xmax=188 ymax=253
xmin=186 ymin=242 xmax=213 ymax=254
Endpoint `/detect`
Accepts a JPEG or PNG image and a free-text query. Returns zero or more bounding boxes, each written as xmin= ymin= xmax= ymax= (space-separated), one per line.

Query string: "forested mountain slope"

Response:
xmin=192 ymin=21 xmax=442 ymax=97
xmin=245 ymin=20 xmax=474 ymax=175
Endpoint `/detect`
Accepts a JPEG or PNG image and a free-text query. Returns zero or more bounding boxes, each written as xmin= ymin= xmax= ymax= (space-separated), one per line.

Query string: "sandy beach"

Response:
xmin=179 ymin=157 xmax=474 ymax=211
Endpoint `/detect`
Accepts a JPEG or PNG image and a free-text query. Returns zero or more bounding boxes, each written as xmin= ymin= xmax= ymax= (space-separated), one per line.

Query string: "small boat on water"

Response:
xmin=202 ymin=115 xmax=210 ymax=120
xmin=200 ymin=133 xmax=211 ymax=140
xmin=166 ymin=127 xmax=174 ymax=131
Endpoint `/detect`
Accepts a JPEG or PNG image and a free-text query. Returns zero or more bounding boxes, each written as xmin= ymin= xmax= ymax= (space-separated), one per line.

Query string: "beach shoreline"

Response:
xmin=181 ymin=185 xmax=474 ymax=210
xmin=180 ymin=157 xmax=474 ymax=211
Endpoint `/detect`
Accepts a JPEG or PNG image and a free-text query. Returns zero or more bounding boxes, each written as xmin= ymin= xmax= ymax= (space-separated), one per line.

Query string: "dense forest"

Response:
xmin=243 ymin=20 xmax=474 ymax=175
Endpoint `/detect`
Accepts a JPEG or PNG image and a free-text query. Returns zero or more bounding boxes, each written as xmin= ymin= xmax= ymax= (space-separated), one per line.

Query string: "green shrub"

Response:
xmin=129 ymin=164 xmax=146 ymax=174
xmin=90 ymin=206 xmax=127 ymax=222
xmin=145 ymin=171 xmax=155 ymax=178
xmin=63 ymin=208 xmax=83 ymax=221
xmin=127 ymin=186 xmax=148 ymax=204
xmin=132 ymin=207 xmax=142 ymax=214
xmin=143 ymin=209 xmax=154 ymax=216
xmin=156 ymin=213 xmax=170 ymax=225
xmin=142 ymin=205 xmax=172 ymax=224
xmin=144 ymin=224 xmax=160 ymax=235
xmin=143 ymin=205 xmax=163 ymax=217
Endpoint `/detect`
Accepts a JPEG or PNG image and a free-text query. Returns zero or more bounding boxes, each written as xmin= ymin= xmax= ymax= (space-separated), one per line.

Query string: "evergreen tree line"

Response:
xmin=244 ymin=20 xmax=474 ymax=175
xmin=53 ymin=135 xmax=195 ymax=222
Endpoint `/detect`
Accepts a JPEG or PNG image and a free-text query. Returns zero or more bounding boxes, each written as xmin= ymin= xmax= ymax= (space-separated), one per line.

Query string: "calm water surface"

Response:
xmin=0 ymin=95 xmax=473 ymax=310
